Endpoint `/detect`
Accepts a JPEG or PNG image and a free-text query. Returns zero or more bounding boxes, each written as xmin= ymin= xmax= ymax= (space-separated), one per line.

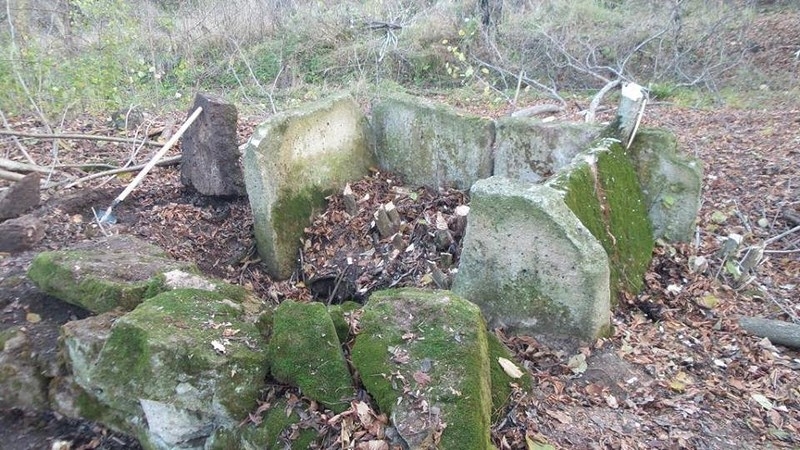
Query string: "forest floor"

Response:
xmin=0 ymin=94 xmax=798 ymax=449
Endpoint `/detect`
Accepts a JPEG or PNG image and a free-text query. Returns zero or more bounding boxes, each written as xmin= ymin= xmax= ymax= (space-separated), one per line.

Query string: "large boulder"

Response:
xmin=493 ymin=118 xmax=601 ymax=183
xmin=452 ymin=176 xmax=611 ymax=340
xmin=268 ymin=300 xmax=354 ymax=413
xmin=371 ymin=92 xmax=494 ymax=190
xmin=60 ymin=289 xmax=269 ymax=449
xmin=27 ymin=235 xmax=196 ymax=313
xmin=243 ymin=93 xmax=375 ymax=279
xmin=628 ymin=128 xmax=702 ymax=242
xmin=352 ymin=288 xmax=494 ymax=450
xmin=547 ymin=137 xmax=655 ymax=304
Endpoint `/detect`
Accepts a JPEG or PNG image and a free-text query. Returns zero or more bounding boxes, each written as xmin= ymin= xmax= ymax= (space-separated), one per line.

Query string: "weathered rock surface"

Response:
xmin=452 ymin=176 xmax=611 ymax=340
xmin=0 ymin=214 xmax=46 ymax=252
xmin=0 ymin=327 xmax=49 ymax=410
xmin=0 ymin=172 xmax=40 ymax=221
xmin=352 ymin=288 xmax=494 ymax=450
xmin=207 ymin=397 xmax=317 ymax=450
xmin=268 ymin=300 xmax=354 ymax=413
xmin=628 ymin=128 xmax=703 ymax=242
xmin=181 ymin=93 xmax=246 ymax=197
xmin=371 ymin=92 xmax=494 ymax=190
xmin=547 ymin=137 xmax=654 ymax=304
xmin=243 ymin=93 xmax=375 ymax=279
xmin=61 ymin=289 xmax=269 ymax=450
xmin=27 ymin=235 xmax=196 ymax=313
xmin=493 ymin=118 xmax=601 ymax=183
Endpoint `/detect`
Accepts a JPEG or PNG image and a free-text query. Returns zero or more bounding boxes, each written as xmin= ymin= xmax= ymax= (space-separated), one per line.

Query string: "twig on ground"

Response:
xmin=0 ymin=130 xmax=163 ymax=147
xmin=58 ymin=155 xmax=182 ymax=189
xmin=0 ymin=108 xmax=36 ymax=164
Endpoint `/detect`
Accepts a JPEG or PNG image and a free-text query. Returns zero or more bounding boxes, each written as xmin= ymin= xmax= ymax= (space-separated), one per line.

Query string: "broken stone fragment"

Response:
xmin=0 ymin=172 xmax=40 ymax=221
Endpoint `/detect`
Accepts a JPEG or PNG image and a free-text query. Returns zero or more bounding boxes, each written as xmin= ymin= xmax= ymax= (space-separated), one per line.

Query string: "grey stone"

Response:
xmin=493 ymin=118 xmax=601 ymax=183
xmin=0 ymin=214 xmax=45 ymax=253
xmin=0 ymin=327 xmax=49 ymax=410
xmin=452 ymin=176 xmax=611 ymax=340
xmin=27 ymin=235 xmax=196 ymax=313
xmin=371 ymin=92 xmax=494 ymax=190
xmin=243 ymin=93 xmax=375 ymax=279
xmin=628 ymin=128 xmax=702 ymax=242
xmin=0 ymin=172 xmax=40 ymax=221
xmin=181 ymin=93 xmax=245 ymax=197
xmin=60 ymin=289 xmax=269 ymax=449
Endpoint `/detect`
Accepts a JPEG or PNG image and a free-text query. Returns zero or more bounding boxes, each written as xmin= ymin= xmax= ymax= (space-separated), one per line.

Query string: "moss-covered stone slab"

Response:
xmin=268 ymin=300 xmax=354 ymax=413
xmin=371 ymin=92 xmax=494 ymax=190
xmin=452 ymin=176 xmax=611 ymax=340
xmin=493 ymin=118 xmax=601 ymax=183
xmin=627 ymin=128 xmax=702 ymax=242
xmin=547 ymin=137 xmax=654 ymax=304
xmin=242 ymin=93 xmax=376 ymax=279
xmin=207 ymin=397 xmax=317 ymax=450
xmin=0 ymin=327 xmax=49 ymax=410
xmin=352 ymin=288 xmax=493 ymax=450
xmin=61 ymin=289 xmax=269 ymax=449
xmin=27 ymin=235 xmax=196 ymax=313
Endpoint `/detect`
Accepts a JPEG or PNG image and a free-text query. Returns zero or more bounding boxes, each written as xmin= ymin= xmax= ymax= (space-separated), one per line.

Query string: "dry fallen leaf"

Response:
xmin=413 ymin=371 xmax=432 ymax=386
xmin=211 ymin=339 xmax=226 ymax=354
xmin=498 ymin=357 xmax=524 ymax=379
xmin=26 ymin=312 xmax=41 ymax=323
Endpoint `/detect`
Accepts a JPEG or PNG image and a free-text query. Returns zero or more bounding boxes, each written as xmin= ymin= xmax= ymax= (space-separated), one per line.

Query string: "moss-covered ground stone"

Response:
xmin=268 ymin=300 xmax=354 ymax=413
xmin=371 ymin=91 xmax=494 ymax=190
xmin=61 ymin=289 xmax=269 ymax=449
xmin=242 ymin=93 xmax=375 ymax=279
xmin=352 ymin=288 xmax=493 ymax=450
xmin=547 ymin=137 xmax=655 ymax=304
xmin=452 ymin=176 xmax=611 ymax=340
xmin=27 ymin=235 xmax=195 ymax=313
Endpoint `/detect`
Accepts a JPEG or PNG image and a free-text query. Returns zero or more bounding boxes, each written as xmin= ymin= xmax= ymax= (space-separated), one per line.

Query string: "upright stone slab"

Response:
xmin=547 ymin=138 xmax=654 ymax=304
xmin=627 ymin=128 xmax=702 ymax=242
xmin=452 ymin=176 xmax=611 ymax=340
xmin=371 ymin=92 xmax=494 ymax=190
xmin=243 ymin=94 xmax=375 ymax=279
xmin=493 ymin=118 xmax=601 ymax=183
xmin=352 ymin=288 xmax=493 ymax=450
xmin=181 ymin=93 xmax=245 ymax=197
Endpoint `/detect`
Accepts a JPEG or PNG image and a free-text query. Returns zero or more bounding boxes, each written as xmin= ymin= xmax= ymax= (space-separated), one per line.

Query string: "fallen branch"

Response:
xmin=59 ymin=155 xmax=182 ymax=189
xmin=584 ymin=79 xmax=621 ymax=123
xmin=739 ymin=317 xmax=800 ymax=349
xmin=0 ymin=157 xmax=52 ymax=174
xmin=511 ymin=104 xmax=564 ymax=118
xmin=0 ymin=130 xmax=163 ymax=147
xmin=0 ymin=168 xmax=25 ymax=182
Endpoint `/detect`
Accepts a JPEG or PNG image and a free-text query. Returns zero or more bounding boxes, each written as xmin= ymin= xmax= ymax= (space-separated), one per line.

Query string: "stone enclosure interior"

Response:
xmin=244 ymin=91 xmax=702 ymax=340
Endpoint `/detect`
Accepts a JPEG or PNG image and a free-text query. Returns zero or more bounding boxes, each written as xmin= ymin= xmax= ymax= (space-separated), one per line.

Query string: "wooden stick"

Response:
xmin=0 ymin=130 xmax=163 ymax=147
xmin=59 ymin=155 xmax=182 ymax=189
xmin=98 ymin=107 xmax=202 ymax=223
xmin=0 ymin=157 xmax=52 ymax=174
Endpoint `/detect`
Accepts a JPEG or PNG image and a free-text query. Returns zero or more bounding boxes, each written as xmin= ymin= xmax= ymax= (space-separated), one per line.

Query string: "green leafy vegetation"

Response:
xmin=2 ymin=0 xmax=794 ymax=117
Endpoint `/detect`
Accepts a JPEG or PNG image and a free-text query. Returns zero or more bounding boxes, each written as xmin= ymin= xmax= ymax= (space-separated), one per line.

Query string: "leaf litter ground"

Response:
xmin=1 ymin=96 xmax=799 ymax=449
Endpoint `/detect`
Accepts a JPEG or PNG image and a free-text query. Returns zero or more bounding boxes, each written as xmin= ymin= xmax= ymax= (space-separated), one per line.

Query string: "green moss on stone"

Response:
xmin=327 ymin=301 xmax=360 ymax=343
xmin=552 ymin=141 xmax=654 ymax=305
xmin=270 ymin=186 xmax=329 ymax=278
xmin=268 ymin=300 xmax=354 ymax=413
xmin=352 ymin=288 xmax=492 ymax=450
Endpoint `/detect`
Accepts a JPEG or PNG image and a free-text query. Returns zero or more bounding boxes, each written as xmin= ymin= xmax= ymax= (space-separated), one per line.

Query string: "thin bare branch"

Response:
xmin=0 ymin=130 xmax=163 ymax=147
